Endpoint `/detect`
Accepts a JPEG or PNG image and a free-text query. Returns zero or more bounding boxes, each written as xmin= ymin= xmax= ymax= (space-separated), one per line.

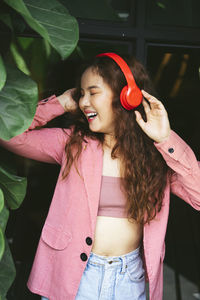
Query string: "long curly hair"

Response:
xmin=62 ymin=55 xmax=170 ymax=225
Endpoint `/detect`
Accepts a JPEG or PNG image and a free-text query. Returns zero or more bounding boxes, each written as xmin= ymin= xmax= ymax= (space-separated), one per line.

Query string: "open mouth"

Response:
xmin=87 ymin=112 xmax=98 ymax=122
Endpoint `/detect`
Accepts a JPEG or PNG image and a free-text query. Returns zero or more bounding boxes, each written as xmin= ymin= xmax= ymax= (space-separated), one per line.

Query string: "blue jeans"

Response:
xmin=41 ymin=247 xmax=146 ymax=300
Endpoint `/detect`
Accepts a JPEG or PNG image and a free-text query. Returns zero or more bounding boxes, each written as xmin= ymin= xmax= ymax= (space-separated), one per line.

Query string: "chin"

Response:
xmin=89 ymin=128 xmax=101 ymax=133
xmin=89 ymin=124 xmax=101 ymax=133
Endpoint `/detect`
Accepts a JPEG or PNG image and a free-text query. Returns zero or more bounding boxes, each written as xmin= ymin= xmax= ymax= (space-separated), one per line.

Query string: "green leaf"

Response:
xmin=0 ymin=56 xmax=7 ymax=92
xmin=0 ymin=13 xmax=13 ymax=31
xmin=3 ymin=0 xmax=49 ymax=37
xmin=16 ymin=37 xmax=34 ymax=51
xmin=0 ymin=228 xmax=4 ymax=262
xmin=157 ymin=2 xmax=166 ymax=9
xmin=0 ymin=148 xmax=18 ymax=175
xmin=4 ymin=0 xmax=79 ymax=59
xmin=0 ymin=239 xmax=16 ymax=297
xmin=17 ymin=37 xmax=50 ymax=83
xmin=60 ymin=0 xmax=120 ymax=21
xmin=10 ymin=42 xmax=30 ymax=75
xmin=0 ymin=190 xmax=4 ymax=213
xmin=0 ymin=205 xmax=9 ymax=261
xmin=0 ymin=165 xmax=27 ymax=210
xmin=0 ymin=206 xmax=9 ymax=234
xmin=0 ymin=64 xmax=38 ymax=140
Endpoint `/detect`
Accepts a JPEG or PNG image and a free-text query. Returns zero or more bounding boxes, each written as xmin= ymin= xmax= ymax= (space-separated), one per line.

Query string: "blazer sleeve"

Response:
xmin=0 ymin=95 xmax=71 ymax=165
xmin=154 ymin=130 xmax=200 ymax=210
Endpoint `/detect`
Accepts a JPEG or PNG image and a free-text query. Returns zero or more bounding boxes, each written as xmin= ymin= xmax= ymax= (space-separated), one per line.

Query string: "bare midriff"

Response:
xmin=91 ymin=216 xmax=143 ymax=256
xmin=91 ymin=144 xmax=143 ymax=256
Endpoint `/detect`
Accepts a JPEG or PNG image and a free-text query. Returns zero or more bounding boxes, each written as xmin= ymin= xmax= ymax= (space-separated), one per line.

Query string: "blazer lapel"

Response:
xmin=81 ymin=140 xmax=103 ymax=232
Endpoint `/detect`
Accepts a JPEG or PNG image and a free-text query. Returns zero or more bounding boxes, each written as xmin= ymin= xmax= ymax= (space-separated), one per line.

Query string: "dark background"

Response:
xmin=2 ymin=0 xmax=200 ymax=299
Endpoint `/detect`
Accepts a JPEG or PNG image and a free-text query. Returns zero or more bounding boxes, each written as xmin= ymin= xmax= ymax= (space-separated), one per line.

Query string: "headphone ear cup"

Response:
xmin=120 ymin=86 xmax=133 ymax=110
xmin=120 ymin=85 xmax=143 ymax=110
xmin=97 ymin=52 xmax=143 ymax=110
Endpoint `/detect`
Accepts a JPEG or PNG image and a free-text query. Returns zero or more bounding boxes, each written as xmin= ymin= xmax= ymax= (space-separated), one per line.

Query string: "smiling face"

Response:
xmin=79 ymin=67 xmax=116 ymax=137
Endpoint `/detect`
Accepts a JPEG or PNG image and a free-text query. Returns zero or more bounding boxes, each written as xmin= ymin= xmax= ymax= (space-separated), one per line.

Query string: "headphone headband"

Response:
xmin=97 ymin=52 xmax=135 ymax=87
xmin=96 ymin=52 xmax=143 ymax=110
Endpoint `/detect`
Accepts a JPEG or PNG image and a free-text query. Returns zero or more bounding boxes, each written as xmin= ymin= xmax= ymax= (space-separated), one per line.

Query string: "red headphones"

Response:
xmin=96 ymin=52 xmax=143 ymax=110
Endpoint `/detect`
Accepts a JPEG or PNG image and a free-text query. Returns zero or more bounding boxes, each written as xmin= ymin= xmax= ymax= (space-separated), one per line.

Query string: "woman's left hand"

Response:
xmin=134 ymin=90 xmax=171 ymax=143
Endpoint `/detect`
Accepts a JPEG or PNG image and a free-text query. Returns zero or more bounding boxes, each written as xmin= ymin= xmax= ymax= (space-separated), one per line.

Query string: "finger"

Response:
xmin=135 ymin=111 xmax=146 ymax=131
xmin=142 ymin=90 xmax=165 ymax=110
xmin=149 ymin=99 xmax=165 ymax=113
xmin=142 ymin=90 xmax=160 ymax=103
xmin=141 ymin=89 xmax=155 ymax=99
xmin=64 ymin=88 xmax=76 ymax=95
xmin=142 ymin=98 xmax=151 ymax=114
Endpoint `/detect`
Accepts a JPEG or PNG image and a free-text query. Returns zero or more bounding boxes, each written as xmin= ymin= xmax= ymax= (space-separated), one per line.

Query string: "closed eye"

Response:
xmin=90 ymin=90 xmax=101 ymax=95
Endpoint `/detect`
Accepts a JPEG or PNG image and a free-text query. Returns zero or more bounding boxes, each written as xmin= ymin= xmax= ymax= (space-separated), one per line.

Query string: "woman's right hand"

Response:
xmin=57 ymin=88 xmax=78 ymax=112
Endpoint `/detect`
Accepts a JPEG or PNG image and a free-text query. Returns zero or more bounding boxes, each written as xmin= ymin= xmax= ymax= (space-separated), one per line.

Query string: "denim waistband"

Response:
xmin=89 ymin=247 xmax=141 ymax=273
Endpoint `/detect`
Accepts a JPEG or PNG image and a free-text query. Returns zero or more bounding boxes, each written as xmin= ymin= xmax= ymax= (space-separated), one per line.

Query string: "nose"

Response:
xmin=79 ymin=93 xmax=90 ymax=108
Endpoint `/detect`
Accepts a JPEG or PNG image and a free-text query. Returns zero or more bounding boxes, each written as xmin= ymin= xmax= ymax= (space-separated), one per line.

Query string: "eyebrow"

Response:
xmin=81 ymin=85 xmax=101 ymax=91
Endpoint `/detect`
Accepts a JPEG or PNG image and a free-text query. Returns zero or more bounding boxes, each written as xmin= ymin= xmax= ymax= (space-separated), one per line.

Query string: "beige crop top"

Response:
xmin=97 ymin=176 xmax=128 ymax=218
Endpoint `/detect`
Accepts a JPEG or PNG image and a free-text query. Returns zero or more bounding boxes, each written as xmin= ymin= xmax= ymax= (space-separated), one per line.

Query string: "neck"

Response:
xmin=103 ymin=133 xmax=116 ymax=150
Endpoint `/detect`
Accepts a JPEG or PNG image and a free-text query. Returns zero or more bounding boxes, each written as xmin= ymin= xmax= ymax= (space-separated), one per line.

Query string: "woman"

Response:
xmin=1 ymin=53 xmax=200 ymax=300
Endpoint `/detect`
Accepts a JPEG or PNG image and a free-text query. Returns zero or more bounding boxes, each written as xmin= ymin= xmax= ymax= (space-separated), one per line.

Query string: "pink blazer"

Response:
xmin=1 ymin=95 xmax=200 ymax=300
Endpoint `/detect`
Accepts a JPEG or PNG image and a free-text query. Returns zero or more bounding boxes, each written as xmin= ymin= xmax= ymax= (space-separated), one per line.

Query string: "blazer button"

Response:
xmin=168 ymin=147 xmax=174 ymax=153
xmin=86 ymin=237 xmax=92 ymax=245
xmin=80 ymin=253 xmax=88 ymax=261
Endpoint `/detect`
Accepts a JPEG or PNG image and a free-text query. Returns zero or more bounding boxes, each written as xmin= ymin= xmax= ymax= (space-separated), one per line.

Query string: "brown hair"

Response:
xmin=62 ymin=55 xmax=170 ymax=224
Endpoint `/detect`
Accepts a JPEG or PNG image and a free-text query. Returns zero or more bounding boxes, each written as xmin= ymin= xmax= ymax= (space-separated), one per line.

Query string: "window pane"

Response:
xmin=44 ymin=39 xmax=135 ymax=97
xmin=147 ymin=45 xmax=200 ymax=154
xmin=60 ymin=0 xmax=131 ymax=22
xmin=147 ymin=44 xmax=200 ymax=300
xmin=147 ymin=0 xmax=200 ymax=28
xmin=72 ymin=39 xmax=134 ymax=59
